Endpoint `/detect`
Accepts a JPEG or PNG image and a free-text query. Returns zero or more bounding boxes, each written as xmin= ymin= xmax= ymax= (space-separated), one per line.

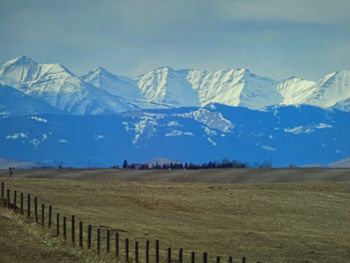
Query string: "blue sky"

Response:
xmin=0 ymin=0 xmax=349 ymax=80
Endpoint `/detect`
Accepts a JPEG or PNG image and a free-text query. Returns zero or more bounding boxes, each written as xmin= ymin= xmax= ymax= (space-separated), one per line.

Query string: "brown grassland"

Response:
xmin=0 ymin=168 xmax=349 ymax=263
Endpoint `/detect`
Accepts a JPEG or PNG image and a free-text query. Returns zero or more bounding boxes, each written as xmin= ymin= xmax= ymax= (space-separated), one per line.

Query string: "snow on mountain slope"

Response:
xmin=81 ymin=66 xmax=174 ymax=110
xmin=0 ymin=56 xmax=46 ymax=88
xmin=135 ymin=66 xmax=200 ymax=107
xmin=135 ymin=67 xmax=284 ymax=109
xmin=1 ymin=56 xmax=350 ymax=113
xmin=333 ymin=97 xmax=350 ymax=111
xmin=188 ymin=68 xmax=281 ymax=109
xmin=82 ymin=65 xmax=292 ymax=110
xmin=175 ymin=108 xmax=233 ymax=132
xmin=0 ymin=104 xmax=348 ymax=167
xmin=0 ymin=56 xmax=139 ymax=114
xmin=81 ymin=67 xmax=144 ymax=100
xmin=0 ymin=84 xmax=62 ymax=116
xmin=276 ymin=77 xmax=316 ymax=105
xmin=86 ymin=66 xmax=350 ymax=111
xmin=304 ymin=70 xmax=350 ymax=108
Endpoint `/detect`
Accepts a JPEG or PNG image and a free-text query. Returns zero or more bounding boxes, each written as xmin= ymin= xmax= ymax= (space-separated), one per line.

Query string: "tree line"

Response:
xmin=121 ymin=159 xmax=273 ymax=170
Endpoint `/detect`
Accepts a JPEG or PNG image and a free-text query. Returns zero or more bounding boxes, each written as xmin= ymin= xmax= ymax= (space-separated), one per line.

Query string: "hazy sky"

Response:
xmin=1 ymin=0 xmax=349 ymax=80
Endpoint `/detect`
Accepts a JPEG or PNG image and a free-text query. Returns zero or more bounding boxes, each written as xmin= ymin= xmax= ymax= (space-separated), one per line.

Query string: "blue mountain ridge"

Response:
xmin=0 ymin=103 xmax=349 ymax=167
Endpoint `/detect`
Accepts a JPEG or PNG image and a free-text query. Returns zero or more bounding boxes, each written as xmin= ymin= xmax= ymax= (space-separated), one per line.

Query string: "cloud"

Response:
xmin=217 ymin=0 xmax=350 ymax=24
xmin=0 ymin=0 xmax=349 ymax=80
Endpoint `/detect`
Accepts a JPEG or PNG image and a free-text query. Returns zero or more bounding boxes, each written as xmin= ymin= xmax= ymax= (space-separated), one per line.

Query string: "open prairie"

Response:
xmin=0 ymin=168 xmax=350 ymax=263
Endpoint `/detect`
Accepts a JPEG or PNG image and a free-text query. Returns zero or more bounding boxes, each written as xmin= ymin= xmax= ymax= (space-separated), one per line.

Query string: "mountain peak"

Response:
xmin=0 ymin=56 xmax=41 ymax=87
xmin=5 ymin=55 xmax=37 ymax=66
xmin=236 ymin=68 xmax=258 ymax=79
xmin=93 ymin=66 xmax=109 ymax=74
xmin=214 ymin=68 xmax=254 ymax=79
xmin=237 ymin=68 xmax=250 ymax=74
xmin=1 ymin=55 xmax=350 ymax=113
xmin=135 ymin=66 xmax=176 ymax=79
xmin=286 ymin=76 xmax=298 ymax=80
xmin=81 ymin=66 xmax=117 ymax=82
xmin=154 ymin=66 xmax=175 ymax=73
xmin=45 ymin=63 xmax=75 ymax=76
xmin=333 ymin=69 xmax=350 ymax=77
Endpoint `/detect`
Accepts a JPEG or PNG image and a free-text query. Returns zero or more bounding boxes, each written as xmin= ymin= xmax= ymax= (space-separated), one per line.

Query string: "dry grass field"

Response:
xmin=0 ymin=168 xmax=349 ymax=263
xmin=0 ymin=209 xmax=87 ymax=263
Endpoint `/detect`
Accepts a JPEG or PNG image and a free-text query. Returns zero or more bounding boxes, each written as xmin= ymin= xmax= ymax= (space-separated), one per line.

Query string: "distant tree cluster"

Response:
xmin=120 ymin=159 xmax=253 ymax=170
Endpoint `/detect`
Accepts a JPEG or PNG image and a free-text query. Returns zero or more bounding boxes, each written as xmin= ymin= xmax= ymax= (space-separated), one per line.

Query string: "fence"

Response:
xmin=0 ymin=181 xmax=261 ymax=263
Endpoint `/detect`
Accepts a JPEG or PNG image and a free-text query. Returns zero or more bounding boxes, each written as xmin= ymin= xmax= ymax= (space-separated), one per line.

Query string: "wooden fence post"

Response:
xmin=1 ymin=182 xmax=4 ymax=199
xmin=115 ymin=232 xmax=119 ymax=259
xmin=155 ymin=240 xmax=160 ymax=263
xmin=203 ymin=252 xmax=208 ymax=263
xmin=63 ymin=217 xmax=67 ymax=240
xmin=167 ymin=248 xmax=171 ymax=263
xmin=146 ymin=240 xmax=150 ymax=263
xmin=79 ymin=221 xmax=83 ymax=247
xmin=7 ymin=189 xmax=10 ymax=209
xmin=20 ymin=193 xmax=23 ymax=214
xmin=191 ymin=252 xmax=195 ymax=263
xmin=88 ymin=225 xmax=92 ymax=249
xmin=179 ymin=248 xmax=183 ymax=263
xmin=97 ymin=228 xmax=101 ymax=255
xmin=71 ymin=215 xmax=75 ymax=243
xmin=48 ymin=205 xmax=52 ymax=227
xmin=27 ymin=193 xmax=31 ymax=218
xmin=106 ymin=230 xmax=110 ymax=254
xmin=56 ymin=213 xmax=60 ymax=236
xmin=13 ymin=190 xmax=17 ymax=211
xmin=41 ymin=203 xmax=45 ymax=225
xmin=125 ymin=238 xmax=129 ymax=262
xmin=135 ymin=241 xmax=139 ymax=263
xmin=228 ymin=256 xmax=233 ymax=263
xmin=34 ymin=197 xmax=38 ymax=223
xmin=216 ymin=256 xmax=220 ymax=263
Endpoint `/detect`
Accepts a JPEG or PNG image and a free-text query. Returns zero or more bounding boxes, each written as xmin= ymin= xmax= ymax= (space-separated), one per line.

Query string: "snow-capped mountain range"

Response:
xmin=1 ymin=56 xmax=350 ymax=167
xmin=1 ymin=55 xmax=350 ymax=115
